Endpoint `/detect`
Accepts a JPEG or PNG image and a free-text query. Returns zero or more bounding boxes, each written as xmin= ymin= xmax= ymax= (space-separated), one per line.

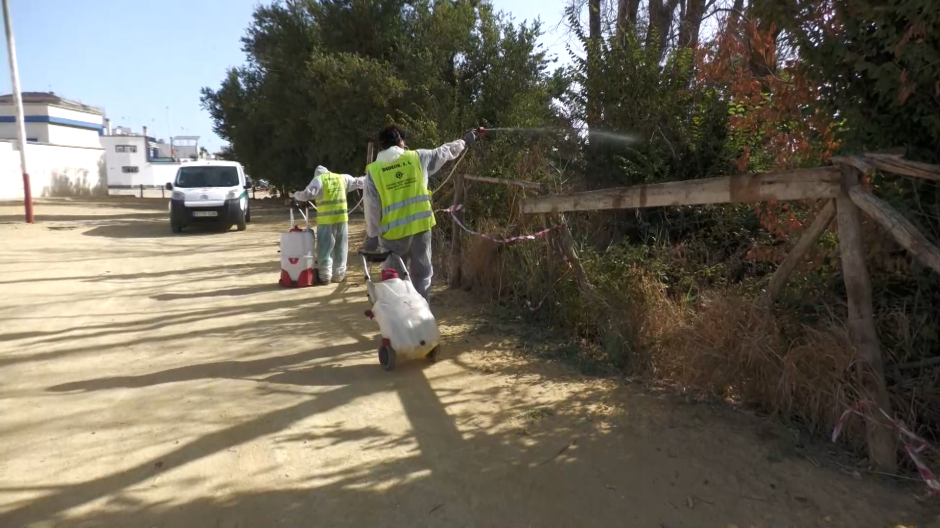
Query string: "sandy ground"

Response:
xmin=0 ymin=198 xmax=931 ymax=528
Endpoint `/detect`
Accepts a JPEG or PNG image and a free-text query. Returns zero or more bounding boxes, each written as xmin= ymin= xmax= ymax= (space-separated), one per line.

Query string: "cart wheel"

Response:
xmin=427 ymin=346 xmax=440 ymax=363
xmin=379 ymin=343 xmax=397 ymax=371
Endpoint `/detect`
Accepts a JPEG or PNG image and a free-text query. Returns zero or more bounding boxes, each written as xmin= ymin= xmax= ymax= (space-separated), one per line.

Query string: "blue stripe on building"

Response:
xmin=0 ymin=115 xmax=104 ymax=134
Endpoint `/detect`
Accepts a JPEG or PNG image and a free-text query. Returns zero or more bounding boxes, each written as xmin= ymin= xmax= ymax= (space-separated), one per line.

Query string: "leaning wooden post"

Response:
xmin=765 ymin=200 xmax=836 ymax=304
xmin=835 ymin=166 xmax=897 ymax=473
xmin=449 ymin=173 xmax=465 ymax=288
xmin=547 ymin=213 xmax=592 ymax=298
xmin=849 ymin=186 xmax=940 ymax=275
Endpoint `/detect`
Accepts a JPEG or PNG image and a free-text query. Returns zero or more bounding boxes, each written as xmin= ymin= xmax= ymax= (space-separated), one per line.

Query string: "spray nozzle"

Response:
xmin=475 ymin=127 xmax=488 ymax=137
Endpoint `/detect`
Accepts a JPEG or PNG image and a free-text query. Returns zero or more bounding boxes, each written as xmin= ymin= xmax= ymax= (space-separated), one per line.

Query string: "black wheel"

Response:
xmin=171 ymin=223 xmax=184 ymax=234
xmin=245 ymin=206 xmax=251 ymax=223
xmin=427 ymin=346 xmax=439 ymax=363
xmin=236 ymin=213 xmax=247 ymax=231
xmin=379 ymin=343 xmax=397 ymax=371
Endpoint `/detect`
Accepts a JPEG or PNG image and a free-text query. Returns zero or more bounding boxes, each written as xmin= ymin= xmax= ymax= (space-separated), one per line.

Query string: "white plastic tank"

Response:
xmin=371 ymin=277 xmax=439 ymax=360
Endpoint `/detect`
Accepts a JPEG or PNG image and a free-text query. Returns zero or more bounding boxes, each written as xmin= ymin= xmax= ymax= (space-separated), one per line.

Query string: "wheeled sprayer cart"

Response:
xmin=360 ymin=251 xmax=440 ymax=370
xmin=278 ymin=202 xmax=320 ymax=287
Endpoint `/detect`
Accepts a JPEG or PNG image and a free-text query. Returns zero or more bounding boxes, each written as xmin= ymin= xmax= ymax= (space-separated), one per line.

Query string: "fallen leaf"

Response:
xmin=687 ymin=496 xmax=695 ymax=509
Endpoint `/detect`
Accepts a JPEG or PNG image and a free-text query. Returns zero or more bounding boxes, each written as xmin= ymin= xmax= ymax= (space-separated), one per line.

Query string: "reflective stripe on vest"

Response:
xmin=381 ymin=194 xmax=431 ymax=218
xmin=367 ymin=150 xmax=435 ymax=240
xmin=317 ymin=172 xmax=347 ymax=225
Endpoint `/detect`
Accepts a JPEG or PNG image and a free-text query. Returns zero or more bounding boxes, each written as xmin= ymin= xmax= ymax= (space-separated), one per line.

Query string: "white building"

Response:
xmin=0 ymin=92 xmax=106 ymax=199
xmin=0 ymin=92 xmax=104 ymax=147
xmin=100 ymin=126 xmax=183 ymax=189
xmin=170 ymin=135 xmax=200 ymax=160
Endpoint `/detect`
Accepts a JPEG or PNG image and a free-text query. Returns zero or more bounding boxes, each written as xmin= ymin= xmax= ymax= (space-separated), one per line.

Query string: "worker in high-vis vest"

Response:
xmin=293 ymin=166 xmax=365 ymax=283
xmin=364 ymin=125 xmax=478 ymax=303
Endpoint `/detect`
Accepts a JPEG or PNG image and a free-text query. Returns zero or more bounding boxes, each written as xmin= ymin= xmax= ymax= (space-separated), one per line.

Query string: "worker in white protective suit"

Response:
xmin=293 ymin=166 xmax=365 ymax=283
xmin=364 ymin=124 xmax=478 ymax=303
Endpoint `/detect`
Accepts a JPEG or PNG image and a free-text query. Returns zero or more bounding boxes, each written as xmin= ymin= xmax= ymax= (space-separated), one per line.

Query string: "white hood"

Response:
xmin=376 ymin=146 xmax=405 ymax=163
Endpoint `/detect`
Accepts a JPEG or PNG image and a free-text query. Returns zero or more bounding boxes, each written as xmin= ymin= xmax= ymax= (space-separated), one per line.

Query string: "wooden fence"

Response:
xmin=448 ymin=152 xmax=940 ymax=474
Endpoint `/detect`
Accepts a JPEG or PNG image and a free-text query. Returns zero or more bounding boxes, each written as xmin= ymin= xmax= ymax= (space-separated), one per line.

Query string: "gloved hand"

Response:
xmin=363 ymin=236 xmax=379 ymax=252
xmin=293 ymin=190 xmax=311 ymax=203
xmin=463 ymin=128 xmax=478 ymax=148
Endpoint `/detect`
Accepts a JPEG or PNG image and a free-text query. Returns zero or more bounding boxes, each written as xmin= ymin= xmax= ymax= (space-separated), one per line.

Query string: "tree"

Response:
xmin=201 ymin=0 xmax=564 ymax=192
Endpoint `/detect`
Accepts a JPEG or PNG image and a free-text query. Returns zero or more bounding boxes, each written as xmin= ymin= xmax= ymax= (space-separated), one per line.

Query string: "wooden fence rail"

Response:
xmin=463 ymin=174 xmax=543 ymax=190
xmin=509 ymin=152 xmax=940 ymax=474
xmin=441 ymin=155 xmax=940 ymax=474
xmin=519 ymin=167 xmax=841 ymax=214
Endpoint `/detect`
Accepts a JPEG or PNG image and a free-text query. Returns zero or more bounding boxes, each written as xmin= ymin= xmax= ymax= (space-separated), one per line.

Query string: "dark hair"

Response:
xmin=378 ymin=125 xmax=406 ymax=150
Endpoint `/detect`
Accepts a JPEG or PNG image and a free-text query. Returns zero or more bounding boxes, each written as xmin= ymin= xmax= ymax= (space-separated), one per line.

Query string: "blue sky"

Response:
xmin=0 ymin=0 xmax=570 ymax=152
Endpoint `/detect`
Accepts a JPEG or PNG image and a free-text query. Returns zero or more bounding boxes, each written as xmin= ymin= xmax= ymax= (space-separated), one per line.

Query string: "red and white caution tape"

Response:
xmin=436 ymin=204 xmax=570 ymax=311
xmin=438 ymin=204 xmax=559 ymax=245
xmin=833 ymin=400 xmax=940 ymax=494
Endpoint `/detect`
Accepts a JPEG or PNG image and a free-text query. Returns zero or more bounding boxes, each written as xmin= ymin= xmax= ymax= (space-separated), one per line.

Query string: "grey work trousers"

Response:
xmin=380 ymin=230 xmax=433 ymax=303
xmin=316 ymin=222 xmax=349 ymax=282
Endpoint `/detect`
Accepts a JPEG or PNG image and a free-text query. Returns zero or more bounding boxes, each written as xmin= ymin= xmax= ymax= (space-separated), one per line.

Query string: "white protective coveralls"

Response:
xmin=364 ymin=139 xmax=467 ymax=302
xmin=294 ymin=166 xmax=365 ymax=283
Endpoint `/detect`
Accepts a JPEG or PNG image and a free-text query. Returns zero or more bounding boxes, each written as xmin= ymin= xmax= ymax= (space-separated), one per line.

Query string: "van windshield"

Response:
xmin=175 ymin=166 xmax=239 ymax=188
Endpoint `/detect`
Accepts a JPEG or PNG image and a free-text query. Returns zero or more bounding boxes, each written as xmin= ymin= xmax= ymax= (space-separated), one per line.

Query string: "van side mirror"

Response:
xmin=165 ymin=182 xmax=173 ymax=191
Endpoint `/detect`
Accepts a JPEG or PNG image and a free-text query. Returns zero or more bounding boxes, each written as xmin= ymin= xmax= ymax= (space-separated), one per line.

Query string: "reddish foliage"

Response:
xmin=697 ymin=15 xmax=840 ymax=250
xmin=697 ymin=18 xmax=839 ymax=170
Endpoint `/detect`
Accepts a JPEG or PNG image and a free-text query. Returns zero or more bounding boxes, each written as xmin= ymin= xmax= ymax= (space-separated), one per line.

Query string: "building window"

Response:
xmin=122 ymin=166 xmax=139 ymax=173
xmin=115 ymin=145 xmax=137 ymax=153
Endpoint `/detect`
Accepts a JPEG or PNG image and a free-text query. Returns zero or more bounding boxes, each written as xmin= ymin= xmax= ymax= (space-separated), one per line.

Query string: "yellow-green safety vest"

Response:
xmin=317 ymin=172 xmax=348 ymax=225
xmin=367 ymin=150 xmax=435 ymax=240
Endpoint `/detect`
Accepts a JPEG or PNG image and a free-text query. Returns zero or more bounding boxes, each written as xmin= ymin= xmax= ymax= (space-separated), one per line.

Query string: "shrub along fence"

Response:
xmin=446 ymin=152 xmax=940 ymax=478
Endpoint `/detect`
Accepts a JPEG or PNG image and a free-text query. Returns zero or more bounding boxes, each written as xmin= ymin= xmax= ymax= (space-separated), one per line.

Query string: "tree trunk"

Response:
xmin=646 ymin=0 xmax=680 ymax=61
xmin=730 ymin=0 xmax=745 ymax=28
xmin=616 ymin=0 xmax=641 ymax=42
xmin=744 ymin=2 xmax=779 ymax=78
xmin=587 ymin=0 xmax=602 ymax=130
xmin=678 ymin=0 xmax=706 ymax=49
xmin=586 ymin=0 xmax=603 ymax=181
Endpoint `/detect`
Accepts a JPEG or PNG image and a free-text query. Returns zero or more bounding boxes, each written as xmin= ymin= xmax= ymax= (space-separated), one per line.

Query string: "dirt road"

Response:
xmin=0 ymin=198 xmax=926 ymax=527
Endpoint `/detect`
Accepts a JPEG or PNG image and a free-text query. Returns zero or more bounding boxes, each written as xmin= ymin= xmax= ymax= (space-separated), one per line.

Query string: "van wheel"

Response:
xmin=171 ymin=223 xmax=183 ymax=234
xmin=236 ymin=214 xmax=247 ymax=231
xmin=245 ymin=207 xmax=251 ymax=223
xmin=379 ymin=343 xmax=397 ymax=371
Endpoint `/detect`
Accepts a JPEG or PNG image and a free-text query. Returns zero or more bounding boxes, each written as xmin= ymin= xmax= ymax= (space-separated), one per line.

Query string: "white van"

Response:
xmin=165 ymin=160 xmax=252 ymax=233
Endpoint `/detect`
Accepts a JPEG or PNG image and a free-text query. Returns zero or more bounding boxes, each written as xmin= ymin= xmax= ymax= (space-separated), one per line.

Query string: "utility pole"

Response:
xmin=2 ymin=0 xmax=33 ymax=223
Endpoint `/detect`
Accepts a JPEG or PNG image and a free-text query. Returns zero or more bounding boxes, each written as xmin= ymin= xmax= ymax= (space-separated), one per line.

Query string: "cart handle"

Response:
xmin=357 ymin=250 xmax=409 ymax=281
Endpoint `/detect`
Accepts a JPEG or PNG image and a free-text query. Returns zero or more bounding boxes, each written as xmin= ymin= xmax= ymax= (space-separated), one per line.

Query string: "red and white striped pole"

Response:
xmin=2 ymin=0 xmax=33 ymax=223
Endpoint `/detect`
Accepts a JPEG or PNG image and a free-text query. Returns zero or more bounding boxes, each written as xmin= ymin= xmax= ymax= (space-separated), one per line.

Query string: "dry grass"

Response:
xmin=655 ymin=294 xmax=859 ymax=439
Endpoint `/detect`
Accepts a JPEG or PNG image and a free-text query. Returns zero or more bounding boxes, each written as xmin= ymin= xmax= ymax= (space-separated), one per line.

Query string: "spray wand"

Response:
xmin=433 ymin=127 xmax=489 ymax=193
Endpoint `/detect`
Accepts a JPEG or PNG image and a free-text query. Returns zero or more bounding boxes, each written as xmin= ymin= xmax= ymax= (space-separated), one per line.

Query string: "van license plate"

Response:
xmin=193 ymin=211 xmax=218 ymax=217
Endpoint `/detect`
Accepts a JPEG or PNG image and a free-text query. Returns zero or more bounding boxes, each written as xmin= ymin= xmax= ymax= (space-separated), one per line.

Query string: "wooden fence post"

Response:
xmin=836 ymin=166 xmax=897 ymax=473
xmin=449 ymin=173 xmax=465 ymax=289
